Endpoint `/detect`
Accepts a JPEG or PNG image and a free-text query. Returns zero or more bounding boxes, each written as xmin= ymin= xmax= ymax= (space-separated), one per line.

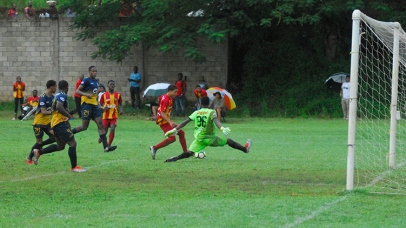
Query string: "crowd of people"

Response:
xmin=13 ymin=66 xmax=249 ymax=172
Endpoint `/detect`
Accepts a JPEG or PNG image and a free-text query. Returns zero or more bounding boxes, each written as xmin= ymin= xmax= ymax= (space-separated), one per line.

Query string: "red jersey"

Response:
xmin=193 ymin=88 xmax=207 ymax=98
xmin=27 ymin=96 xmax=39 ymax=107
xmin=73 ymin=79 xmax=82 ymax=98
xmin=175 ymin=80 xmax=186 ymax=96
xmin=100 ymin=91 xmax=122 ymax=120
xmin=156 ymin=94 xmax=173 ymax=126
xmin=13 ymin=81 xmax=25 ymax=98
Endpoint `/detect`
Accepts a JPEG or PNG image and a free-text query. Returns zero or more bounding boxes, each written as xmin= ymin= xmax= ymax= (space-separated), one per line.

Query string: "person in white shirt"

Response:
xmin=340 ymin=75 xmax=350 ymax=120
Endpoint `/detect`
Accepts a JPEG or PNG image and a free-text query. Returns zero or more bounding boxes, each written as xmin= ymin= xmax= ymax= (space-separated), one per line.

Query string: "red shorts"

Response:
xmin=102 ymin=119 xmax=117 ymax=128
xmin=159 ymin=122 xmax=174 ymax=134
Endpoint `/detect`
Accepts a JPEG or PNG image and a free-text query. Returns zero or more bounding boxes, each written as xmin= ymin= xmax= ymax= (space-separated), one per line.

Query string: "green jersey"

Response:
xmin=189 ymin=108 xmax=217 ymax=139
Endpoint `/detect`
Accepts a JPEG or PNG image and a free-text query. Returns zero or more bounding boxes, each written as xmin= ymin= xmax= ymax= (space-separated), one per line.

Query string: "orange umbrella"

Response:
xmin=207 ymin=87 xmax=236 ymax=110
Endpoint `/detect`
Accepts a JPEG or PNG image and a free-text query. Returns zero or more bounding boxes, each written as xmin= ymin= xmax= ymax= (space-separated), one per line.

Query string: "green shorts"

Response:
xmin=189 ymin=134 xmax=227 ymax=153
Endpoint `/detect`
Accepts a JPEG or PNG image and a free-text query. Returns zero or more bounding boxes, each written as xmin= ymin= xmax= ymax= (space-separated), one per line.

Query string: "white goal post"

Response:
xmin=347 ymin=10 xmax=406 ymax=193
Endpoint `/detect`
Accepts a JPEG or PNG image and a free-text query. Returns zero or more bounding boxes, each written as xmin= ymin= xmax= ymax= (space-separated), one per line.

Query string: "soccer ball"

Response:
xmin=194 ymin=151 xmax=206 ymax=159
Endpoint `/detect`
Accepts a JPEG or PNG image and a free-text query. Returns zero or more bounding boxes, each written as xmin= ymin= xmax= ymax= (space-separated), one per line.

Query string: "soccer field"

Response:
xmin=1 ymin=114 xmax=405 ymax=227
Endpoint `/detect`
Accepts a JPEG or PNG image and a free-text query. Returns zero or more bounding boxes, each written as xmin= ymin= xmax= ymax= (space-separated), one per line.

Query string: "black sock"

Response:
xmin=227 ymin=139 xmax=247 ymax=152
xmin=41 ymin=144 xmax=59 ymax=155
xmin=177 ymin=151 xmax=194 ymax=160
xmin=71 ymin=128 xmax=77 ymax=134
xmin=68 ymin=147 xmax=77 ymax=169
xmin=100 ymin=134 xmax=108 ymax=148
xmin=42 ymin=137 xmax=55 ymax=146
xmin=29 ymin=143 xmax=42 ymax=159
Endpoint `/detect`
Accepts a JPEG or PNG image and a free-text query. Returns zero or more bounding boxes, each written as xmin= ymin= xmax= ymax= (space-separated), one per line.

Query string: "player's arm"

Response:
xmin=165 ymin=118 xmax=191 ymax=137
xmin=76 ymin=85 xmax=92 ymax=99
xmin=214 ymin=116 xmax=231 ymax=135
xmin=56 ymin=101 xmax=72 ymax=119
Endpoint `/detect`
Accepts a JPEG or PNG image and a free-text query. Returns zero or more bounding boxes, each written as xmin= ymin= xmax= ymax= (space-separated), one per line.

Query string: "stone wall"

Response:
xmin=0 ymin=17 xmax=228 ymax=103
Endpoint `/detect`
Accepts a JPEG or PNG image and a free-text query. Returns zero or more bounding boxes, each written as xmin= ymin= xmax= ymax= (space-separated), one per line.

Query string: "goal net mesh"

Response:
xmin=355 ymin=14 xmax=406 ymax=194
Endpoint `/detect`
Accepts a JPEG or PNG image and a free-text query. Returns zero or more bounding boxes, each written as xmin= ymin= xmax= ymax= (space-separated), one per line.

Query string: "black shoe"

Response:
xmin=165 ymin=156 xmax=178 ymax=162
xmin=105 ymin=146 xmax=117 ymax=152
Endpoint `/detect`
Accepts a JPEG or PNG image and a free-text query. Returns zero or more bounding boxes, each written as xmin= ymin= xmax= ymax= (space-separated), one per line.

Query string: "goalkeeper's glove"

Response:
xmin=165 ymin=128 xmax=177 ymax=137
xmin=220 ymin=126 xmax=231 ymax=135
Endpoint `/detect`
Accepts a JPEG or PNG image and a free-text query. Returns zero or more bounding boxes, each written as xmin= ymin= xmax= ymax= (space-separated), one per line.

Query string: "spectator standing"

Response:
xmin=8 ymin=4 xmax=18 ymax=19
xmin=128 ymin=66 xmax=141 ymax=109
xmin=340 ymin=75 xmax=351 ymax=120
xmin=193 ymin=85 xmax=207 ymax=110
xmin=24 ymin=1 xmax=35 ymax=20
xmin=149 ymin=85 xmax=188 ymax=160
xmin=12 ymin=76 xmax=25 ymax=120
xmin=69 ymin=74 xmax=84 ymax=118
xmin=174 ymin=73 xmax=186 ymax=117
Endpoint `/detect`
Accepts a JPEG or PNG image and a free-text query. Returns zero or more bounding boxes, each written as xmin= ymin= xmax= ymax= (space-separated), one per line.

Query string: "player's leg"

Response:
xmin=41 ymin=128 xmax=55 ymax=146
xmin=94 ymin=108 xmax=116 ymax=152
xmin=150 ymin=123 xmax=176 ymax=160
xmin=107 ymin=119 xmax=117 ymax=147
xmin=176 ymin=129 xmax=188 ymax=152
xmin=71 ymin=103 xmax=91 ymax=134
xmin=27 ymin=126 xmax=44 ymax=164
xmin=226 ymin=138 xmax=252 ymax=153
xmin=165 ymin=139 xmax=205 ymax=162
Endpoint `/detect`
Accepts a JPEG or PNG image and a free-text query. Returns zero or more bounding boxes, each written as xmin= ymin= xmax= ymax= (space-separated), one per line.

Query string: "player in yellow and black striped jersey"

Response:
xmin=32 ymin=80 xmax=86 ymax=172
xmin=70 ymin=66 xmax=117 ymax=152
xmin=25 ymin=80 xmax=57 ymax=165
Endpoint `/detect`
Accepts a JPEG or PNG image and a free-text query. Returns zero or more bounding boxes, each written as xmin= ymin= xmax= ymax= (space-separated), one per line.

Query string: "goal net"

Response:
xmin=348 ymin=10 xmax=406 ymax=194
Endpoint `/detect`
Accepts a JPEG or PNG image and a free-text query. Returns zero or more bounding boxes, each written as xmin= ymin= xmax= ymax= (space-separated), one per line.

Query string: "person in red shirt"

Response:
xmin=150 ymin=85 xmax=188 ymax=160
xmin=13 ymin=76 xmax=25 ymax=120
xmin=99 ymin=80 xmax=123 ymax=147
xmin=69 ymin=74 xmax=84 ymax=118
xmin=193 ymin=85 xmax=207 ymax=110
xmin=8 ymin=4 xmax=18 ymax=19
xmin=174 ymin=73 xmax=186 ymax=117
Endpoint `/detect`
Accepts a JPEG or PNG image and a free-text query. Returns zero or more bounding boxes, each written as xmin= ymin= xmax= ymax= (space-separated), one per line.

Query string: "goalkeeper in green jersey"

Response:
xmin=164 ymin=96 xmax=251 ymax=162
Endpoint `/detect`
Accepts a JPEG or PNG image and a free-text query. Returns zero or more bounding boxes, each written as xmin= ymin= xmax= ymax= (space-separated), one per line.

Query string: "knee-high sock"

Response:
xmin=176 ymin=151 xmax=194 ymax=160
xmin=227 ymin=139 xmax=247 ymax=152
xmin=42 ymin=137 xmax=55 ymax=146
xmin=40 ymin=144 xmax=59 ymax=155
xmin=177 ymin=130 xmax=188 ymax=152
xmin=108 ymin=131 xmax=115 ymax=147
xmin=68 ymin=147 xmax=77 ymax=169
xmin=29 ymin=143 xmax=42 ymax=159
xmin=100 ymin=134 xmax=108 ymax=149
xmin=154 ymin=136 xmax=176 ymax=150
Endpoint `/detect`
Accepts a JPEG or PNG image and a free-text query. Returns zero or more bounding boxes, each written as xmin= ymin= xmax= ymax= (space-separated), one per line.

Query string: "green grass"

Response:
xmin=1 ymin=111 xmax=406 ymax=227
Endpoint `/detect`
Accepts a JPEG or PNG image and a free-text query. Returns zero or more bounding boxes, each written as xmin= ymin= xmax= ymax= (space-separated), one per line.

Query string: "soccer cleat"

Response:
xmin=244 ymin=139 xmax=252 ymax=153
xmin=12 ymin=118 xmax=16 ymax=120
xmin=104 ymin=146 xmax=117 ymax=152
xmin=150 ymin=146 xmax=157 ymax=160
xmin=165 ymin=156 xmax=178 ymax=162
xmin=72 ymin=166 xmax=87 ymax=172
xmin=32 ymin=149 xmax=40 ymax=165
xmin=25 ymin=156 xmax=33 ymax=165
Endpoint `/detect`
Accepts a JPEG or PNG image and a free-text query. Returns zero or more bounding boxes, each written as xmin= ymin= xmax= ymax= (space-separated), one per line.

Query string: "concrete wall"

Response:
xmin=0 ymin=17 xmax=228 ymax=103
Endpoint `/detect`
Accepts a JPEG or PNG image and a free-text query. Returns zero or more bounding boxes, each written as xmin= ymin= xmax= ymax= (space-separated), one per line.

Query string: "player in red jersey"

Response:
xmin=149 ymin=85 xmax=188 ymax=160
xmin=99 ymin=80 xmax=123 ymax=147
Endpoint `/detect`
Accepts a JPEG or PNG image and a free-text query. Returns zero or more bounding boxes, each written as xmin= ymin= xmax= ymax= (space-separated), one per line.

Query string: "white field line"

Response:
xmin=282 ymin=161 xmax=406 ymax=227
xmin=1 ymin=159 xmax=128 ymax=183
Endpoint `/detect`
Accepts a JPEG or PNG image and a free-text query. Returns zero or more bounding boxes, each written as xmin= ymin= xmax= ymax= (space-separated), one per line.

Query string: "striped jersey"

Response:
xmin=156 ymin=94 xmax=173 ymax=126
xmin=100 ymin=91 xmax=122 ymax=120
xmin=13 ymin=82 xmax=25 ymax=98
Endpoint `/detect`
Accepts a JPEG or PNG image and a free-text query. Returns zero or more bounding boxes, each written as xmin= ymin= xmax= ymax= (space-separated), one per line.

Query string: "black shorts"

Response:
xmin=53 ymin=122 xmax=74 ymax=142
xmin=81 ymin=103 xmax=102 ymax=120
xmin=33 ymin=124 xmax=53 ymax=139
